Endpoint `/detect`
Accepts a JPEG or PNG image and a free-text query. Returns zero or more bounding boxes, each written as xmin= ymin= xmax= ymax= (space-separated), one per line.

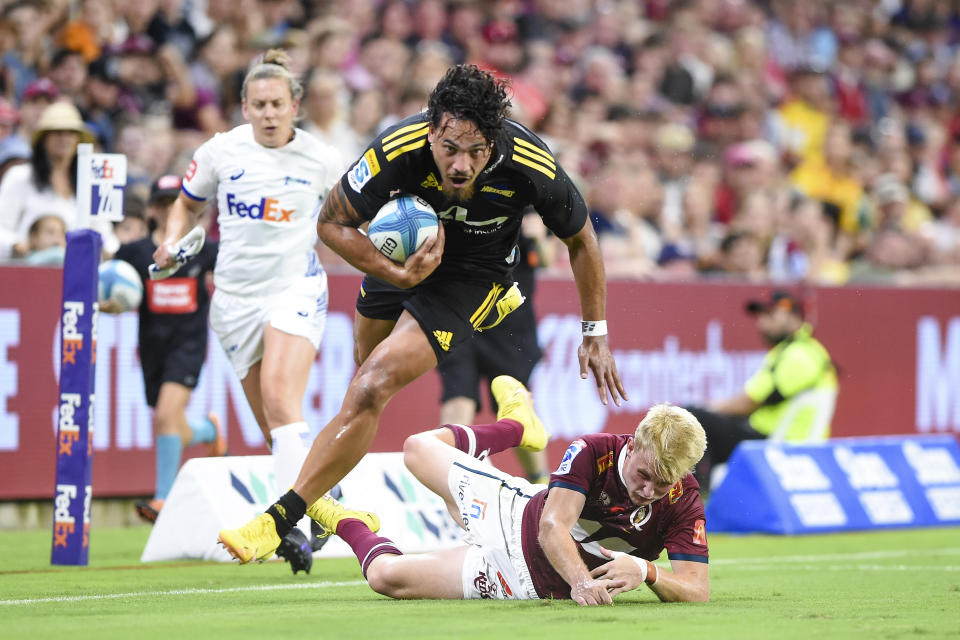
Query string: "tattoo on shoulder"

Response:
xmin=319 ymin=184 xmax=364 ymax=226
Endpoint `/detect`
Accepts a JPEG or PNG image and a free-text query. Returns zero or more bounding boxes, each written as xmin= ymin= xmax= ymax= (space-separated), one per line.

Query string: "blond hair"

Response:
xmin=242 ymin=49 xmax=303 ymax=101
xmin=633 ymin=404 xmax=707 ymax=484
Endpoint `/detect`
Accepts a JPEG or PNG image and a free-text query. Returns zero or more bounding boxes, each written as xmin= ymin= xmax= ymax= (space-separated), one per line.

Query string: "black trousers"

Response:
xmin=686 ymin=406 xmax=767 ymax=494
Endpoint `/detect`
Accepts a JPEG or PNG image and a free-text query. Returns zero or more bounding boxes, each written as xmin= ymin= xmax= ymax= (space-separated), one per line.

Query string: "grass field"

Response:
xmin=2 ymin=525 xmax=958 ymax=640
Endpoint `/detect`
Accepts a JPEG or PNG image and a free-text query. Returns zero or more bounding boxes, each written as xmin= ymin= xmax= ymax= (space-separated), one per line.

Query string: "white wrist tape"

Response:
xmin=148 ymin=226 xmax=206 ymax=280
xmin=610 ymin=551 xmax=648 ymax=584
xmin=582 ymin=320 xmax=608 ymax=336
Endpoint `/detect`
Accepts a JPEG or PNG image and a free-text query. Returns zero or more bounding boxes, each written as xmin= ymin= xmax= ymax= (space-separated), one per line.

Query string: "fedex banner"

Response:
xmin=51 ymin=231 xmax=100 ymax=564
xmin=705 ymin=436 xmax=960 ymax=534
xmin=0 ymin=269 xmax=958 ymax=499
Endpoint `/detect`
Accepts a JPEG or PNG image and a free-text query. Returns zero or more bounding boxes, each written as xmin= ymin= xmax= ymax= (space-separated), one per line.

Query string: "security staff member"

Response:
xmin=687 ymin=290 xmax=838 ymax=494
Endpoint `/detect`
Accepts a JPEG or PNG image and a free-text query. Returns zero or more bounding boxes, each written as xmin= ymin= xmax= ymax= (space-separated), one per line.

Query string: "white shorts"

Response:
xmin=447 ymin=456 xmax=544 ymax=600
xmin=209 ymin=272 xmax=328 ymax=379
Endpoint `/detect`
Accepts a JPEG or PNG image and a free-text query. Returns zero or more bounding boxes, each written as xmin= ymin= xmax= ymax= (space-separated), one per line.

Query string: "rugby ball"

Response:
xmin=98 ymin=259 xmax=143 ymax=312
xmin=367 ymin=195 xmax=439 ymax=263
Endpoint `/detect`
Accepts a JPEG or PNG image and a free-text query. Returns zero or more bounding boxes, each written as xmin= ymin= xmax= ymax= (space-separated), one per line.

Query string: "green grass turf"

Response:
xmin=1 ymin=525 xmax=958 ymax=639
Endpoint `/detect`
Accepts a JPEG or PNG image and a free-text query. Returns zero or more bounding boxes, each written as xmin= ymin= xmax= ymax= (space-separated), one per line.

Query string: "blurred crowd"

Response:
xmin=1 ymin=0 xmax=960 ymax=286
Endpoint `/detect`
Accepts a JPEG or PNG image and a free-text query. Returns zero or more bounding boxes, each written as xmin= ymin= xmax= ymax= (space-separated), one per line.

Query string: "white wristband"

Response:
xmin=610 ymin=551 xmax=648 ymax=584
xmin=582 ymin=320 xmax=607 ymax=336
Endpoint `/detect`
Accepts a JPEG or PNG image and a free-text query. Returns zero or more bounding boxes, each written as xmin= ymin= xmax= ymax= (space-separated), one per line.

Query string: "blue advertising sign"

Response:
xmin=51 ymin=230 xmax=101 ymax=565
xmin=706 ymin=436 xmax=960 ymax=534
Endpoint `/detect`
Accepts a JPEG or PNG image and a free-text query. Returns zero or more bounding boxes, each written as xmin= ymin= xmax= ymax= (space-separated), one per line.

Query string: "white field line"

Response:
xmin=1 ymin=579 xmax=366 ymax=606
xmin=5 ymin=548 xmax=960 ymax=607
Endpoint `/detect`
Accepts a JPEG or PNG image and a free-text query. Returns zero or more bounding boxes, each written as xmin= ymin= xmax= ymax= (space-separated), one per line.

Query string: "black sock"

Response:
xmin=266 ymin=490 xmax=307 ymax=538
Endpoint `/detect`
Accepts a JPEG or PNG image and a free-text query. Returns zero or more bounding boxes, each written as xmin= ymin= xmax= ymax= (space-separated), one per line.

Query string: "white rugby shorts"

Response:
xmin=447 ymin=456 xmax=544 ymax=600
xmin=209 ymin=272 xmax=328 ymax=379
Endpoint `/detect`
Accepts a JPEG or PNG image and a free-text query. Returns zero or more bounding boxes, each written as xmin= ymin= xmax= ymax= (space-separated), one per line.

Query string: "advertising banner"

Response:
xmin=705 ymin=436 xmax=960 ymax=534
xmin=1 ymin=270 xmax=958 ymax=499
xmin=50 ymin=231 xmax=100 ymax=565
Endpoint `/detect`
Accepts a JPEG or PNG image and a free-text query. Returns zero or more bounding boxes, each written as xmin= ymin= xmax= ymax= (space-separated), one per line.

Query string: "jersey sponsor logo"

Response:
xmin=421 ymin=172 xmax=441 ymax=190
xmin=433 ymin=330 xmax=452 ymax=351
xmin=468 ymin=498 xmax=487 ymax=520
xmin=630 ymin=504 xmax=652 ymax=531
xmin=481 ymin=185 xmax=515 ymax=197
xmin=147 ymin=278 xmax=198 ymax=314
xmin=556 ymin=439 xmax=586 ymax=475
xmin=284 ymin=175 xmax=310 ymax=186
xmin=225 ymin=192 xmax=294 ymax=222
xmin=347 ymin=148 xmax=380 ymax=193
xmin=229 ymin=168 xmax=245 ymax=181
xmin=512 ymin=137 xmax=556 ymax=179
xmin=669 ymin=481 xmax=684 ymax=504
xmin=185 ymin=159 xmax=198 ymax=181
xmin=382 ymin=122 xmax=429 ymax=161
xmin=596 ymin=451 xmax=614 ymax=474
xmin=693 ymin=518 xmax=707 ymax=546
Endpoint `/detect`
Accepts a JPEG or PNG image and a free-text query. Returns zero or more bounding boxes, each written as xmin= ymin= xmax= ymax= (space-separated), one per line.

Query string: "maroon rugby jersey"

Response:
xmin=520 ymin=433 xmax=708 ymax=599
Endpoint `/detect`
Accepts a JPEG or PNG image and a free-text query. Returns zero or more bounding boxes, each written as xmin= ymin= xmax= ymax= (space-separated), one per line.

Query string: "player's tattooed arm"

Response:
xmin=318 ymin=183 xmax=365 ymax=227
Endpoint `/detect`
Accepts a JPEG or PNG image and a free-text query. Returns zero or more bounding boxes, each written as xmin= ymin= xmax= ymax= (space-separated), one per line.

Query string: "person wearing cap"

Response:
xmin=18 ymin=78 xmax=60 ymax=145
xmin=686 ymin=290 xmax=838 ymax=494
xmin=0 ymin=100 xmax=117 ymax=259
xmin=103 ymin=174 xmax=223 ymax=523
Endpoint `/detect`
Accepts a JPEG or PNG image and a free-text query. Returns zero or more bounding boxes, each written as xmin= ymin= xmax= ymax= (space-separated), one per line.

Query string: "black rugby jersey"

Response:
xmin=114 ymin=237 xmax=218 ymax=343
xmin=339 ymin=112 xmax=588 ymax=281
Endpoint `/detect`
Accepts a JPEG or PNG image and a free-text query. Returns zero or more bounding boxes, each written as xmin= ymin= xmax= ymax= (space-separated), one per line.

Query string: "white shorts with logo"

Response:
xmin=209 ymin=272 xmax=328 ymax=379
xmin=447 ymin=456 xmax=545 ymax=600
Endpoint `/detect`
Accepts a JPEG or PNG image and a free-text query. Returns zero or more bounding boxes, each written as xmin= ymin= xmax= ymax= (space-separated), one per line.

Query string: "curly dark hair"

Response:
xmin=427 ymin=65 xmax=511 ymax=144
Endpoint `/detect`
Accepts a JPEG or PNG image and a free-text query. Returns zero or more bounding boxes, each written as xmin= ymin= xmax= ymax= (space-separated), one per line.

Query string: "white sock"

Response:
xmin=270 ymin=422 xmax=312 ymax=536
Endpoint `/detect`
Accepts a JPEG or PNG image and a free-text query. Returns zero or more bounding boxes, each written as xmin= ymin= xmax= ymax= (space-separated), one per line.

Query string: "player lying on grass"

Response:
xmin=306 ymin=376 xmax=710 ymax=604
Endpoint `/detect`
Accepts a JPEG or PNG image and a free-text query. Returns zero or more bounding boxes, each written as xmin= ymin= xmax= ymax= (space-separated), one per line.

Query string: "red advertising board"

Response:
xmin=1 ymin=266 xmax=958 ymax=499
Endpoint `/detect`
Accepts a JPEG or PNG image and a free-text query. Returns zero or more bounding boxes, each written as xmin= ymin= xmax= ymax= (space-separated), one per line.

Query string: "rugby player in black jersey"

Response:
xmin=219 ymin=64 xmax=627 ymax=564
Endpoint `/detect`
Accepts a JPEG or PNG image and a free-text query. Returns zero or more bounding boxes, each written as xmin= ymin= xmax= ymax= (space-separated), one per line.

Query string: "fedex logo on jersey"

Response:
xmin=61 ymin=301 xmax=84 ymax=366
xmin=225 ymin=192 xmax=294 ymax=222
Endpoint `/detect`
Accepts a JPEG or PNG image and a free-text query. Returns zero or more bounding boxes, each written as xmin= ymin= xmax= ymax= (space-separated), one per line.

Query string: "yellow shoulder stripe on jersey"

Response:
xmin=383 ymin=127 xmax=428 ymax=154
xmin=513 ymin=137 xmax=555 ymax=166
xmin=385 ymin=138 xmax=428 ymax=161
xmin=382 ymin=122 xmax=429 ymax=145
xmin=512 ymin=153 xmax=556 ymax=179
xmin=469 ymin=283 xmax=504 ymax=329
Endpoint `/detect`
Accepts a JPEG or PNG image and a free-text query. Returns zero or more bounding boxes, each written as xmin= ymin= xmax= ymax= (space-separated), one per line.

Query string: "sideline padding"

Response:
xmin=706 ymin=436 xmax=960 ymax=534
xmin=142 ymin=453 xmax=464 ymax=562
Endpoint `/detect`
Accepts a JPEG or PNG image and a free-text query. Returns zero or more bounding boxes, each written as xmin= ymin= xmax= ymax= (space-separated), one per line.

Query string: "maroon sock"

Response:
xmin=337 ymin=518 xmax=402 ymax=577
xmin=445 ymin=419 xmax=524 ymax=458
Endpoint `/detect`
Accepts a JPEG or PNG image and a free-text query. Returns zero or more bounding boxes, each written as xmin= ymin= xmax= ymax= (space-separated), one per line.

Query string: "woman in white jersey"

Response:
xmin=153 ymin=50 xmax=342 ymax=568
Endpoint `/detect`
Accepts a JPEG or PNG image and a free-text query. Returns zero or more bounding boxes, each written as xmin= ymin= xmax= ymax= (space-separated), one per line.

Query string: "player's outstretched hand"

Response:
xmin=397 ymin=221 xmax=444 ymax=288
xmin=578 ymin=336 xmax=628 ymax=407
xmin=591 ymin=547 xmax=647 ymax=596
xmin=571 ymin=576 xmax=615 ymax=606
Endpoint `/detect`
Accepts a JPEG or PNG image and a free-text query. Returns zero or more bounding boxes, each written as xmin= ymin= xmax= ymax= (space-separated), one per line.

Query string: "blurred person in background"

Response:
xmin=302 ymin=69 xmax=358 ymax=160
xmin=16 ymin=78 xmax=59 ymax=144
xmin=104 ymin=175 xmax=223 ymax=524
xmin=0 ymin=134 xmax=31 ymax=183
xmin=687 ymin=290 xmax=837 ymax=494
xmin=0 ymin=100 xmax=118 ymax=259
xmin=23 ymin=213 xmax=65 ymax=266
